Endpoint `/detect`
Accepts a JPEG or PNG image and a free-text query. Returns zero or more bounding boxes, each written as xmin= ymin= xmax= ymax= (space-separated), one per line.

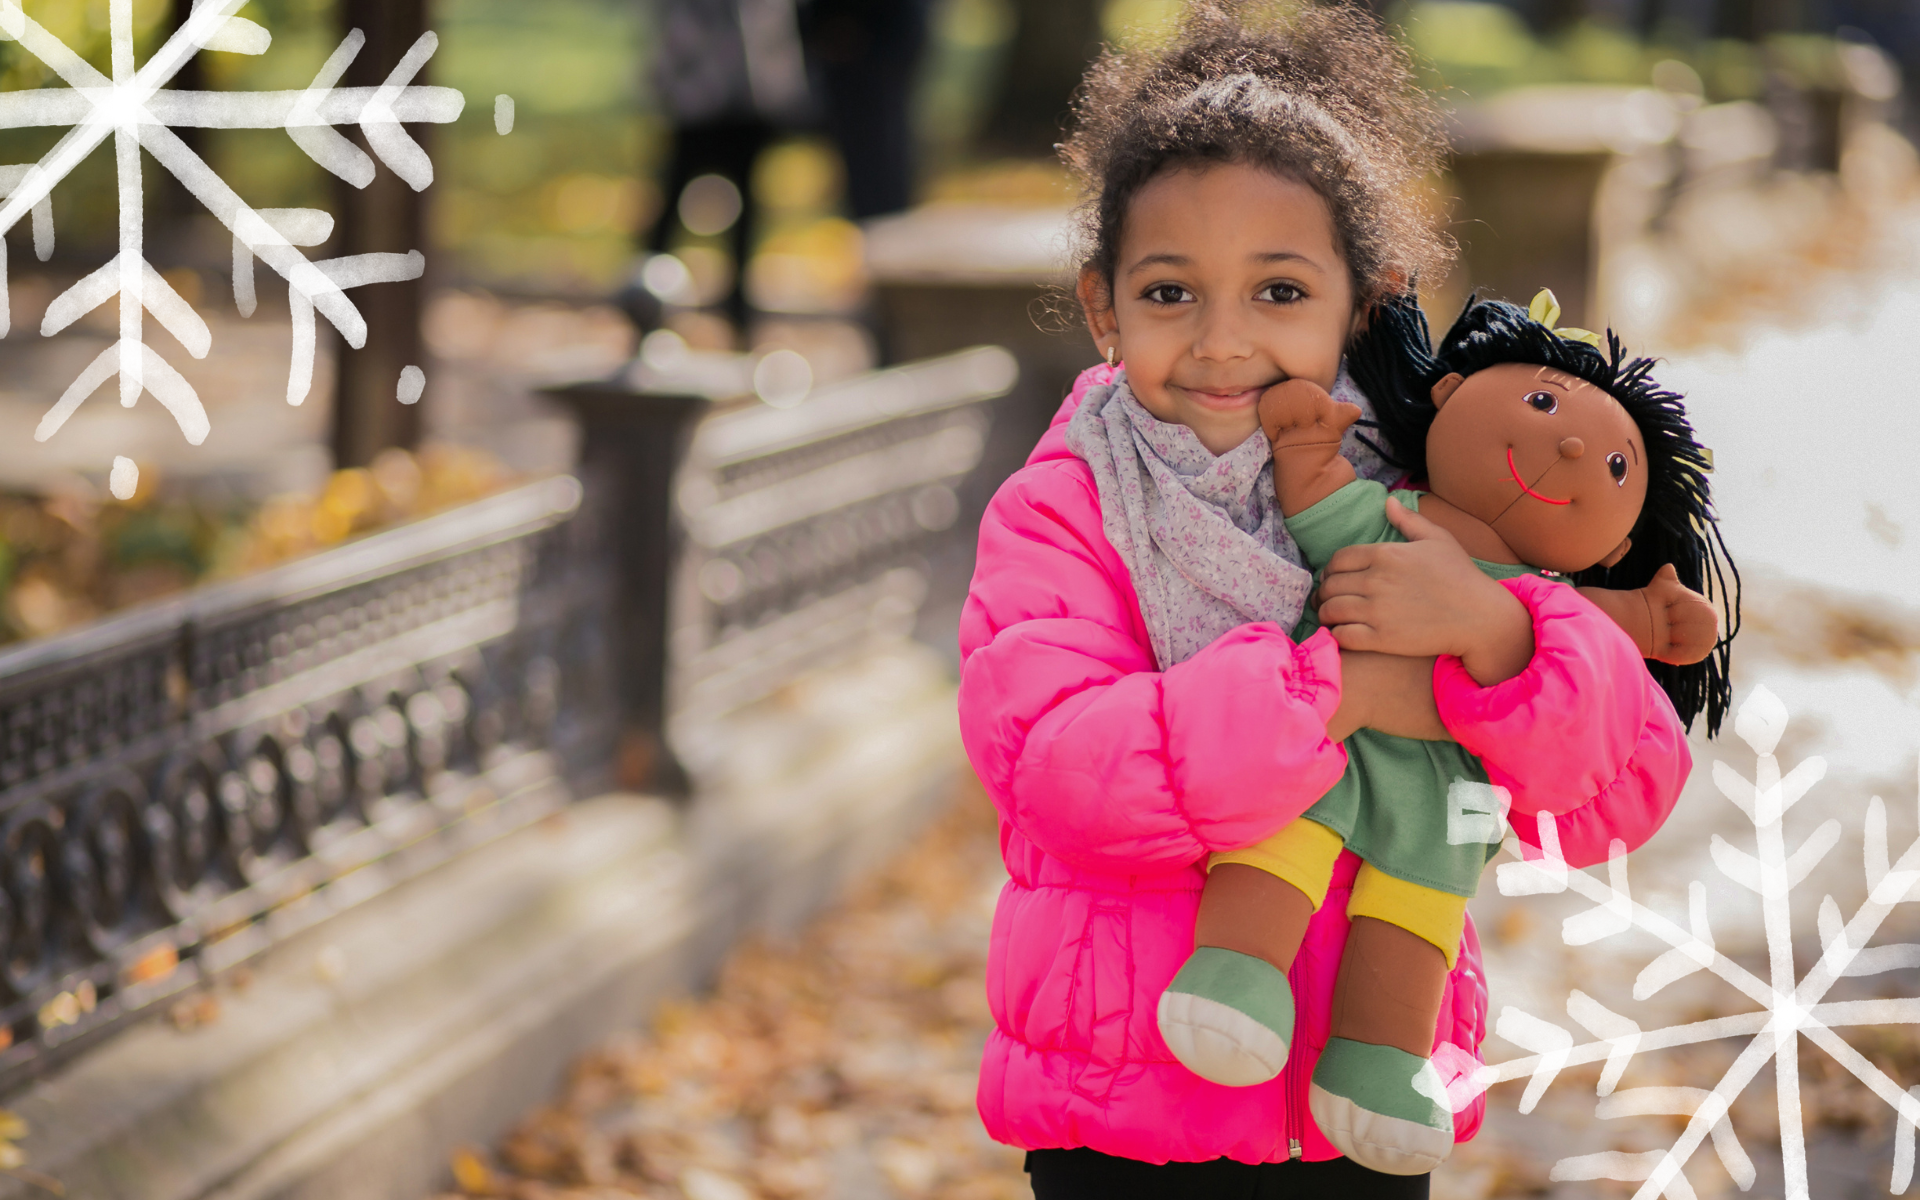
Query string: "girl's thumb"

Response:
xmin=1384 ymin=495 xmax=1455 ymax=544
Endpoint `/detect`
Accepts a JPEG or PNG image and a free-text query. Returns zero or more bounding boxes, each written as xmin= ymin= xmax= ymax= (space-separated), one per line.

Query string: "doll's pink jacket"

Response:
xmin=958 ymin=363 xmax=1692 ymax=1165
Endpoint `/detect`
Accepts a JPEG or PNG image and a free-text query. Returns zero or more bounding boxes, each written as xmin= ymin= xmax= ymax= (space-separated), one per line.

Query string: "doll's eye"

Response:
xmin=1608 ymin=452 xmax=1629 ymax=484
xmin=1525 ymin=391 xmax=1558 ymax=414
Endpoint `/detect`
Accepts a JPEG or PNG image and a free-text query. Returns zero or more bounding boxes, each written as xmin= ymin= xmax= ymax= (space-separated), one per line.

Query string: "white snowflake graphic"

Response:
xmin=0 ymin=0 xmax=473 ymax=496
xmin=1432 ymin=685 xmax=1920 ymax=1200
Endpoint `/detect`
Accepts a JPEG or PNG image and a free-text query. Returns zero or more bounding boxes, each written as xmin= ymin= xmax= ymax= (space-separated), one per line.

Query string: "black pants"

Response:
xmin=1025 ymin=1147 xmax=1430 ymax=1200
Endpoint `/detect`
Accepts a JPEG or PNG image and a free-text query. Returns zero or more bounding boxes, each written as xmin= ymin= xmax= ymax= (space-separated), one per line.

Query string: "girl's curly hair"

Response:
xmin=1062 ymin=0 xmax=1451 ymax=312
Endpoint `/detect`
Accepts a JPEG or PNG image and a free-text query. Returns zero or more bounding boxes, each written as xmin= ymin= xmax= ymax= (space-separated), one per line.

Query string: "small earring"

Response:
xmin=1106 ymin=345 xmax=1118 ymax=367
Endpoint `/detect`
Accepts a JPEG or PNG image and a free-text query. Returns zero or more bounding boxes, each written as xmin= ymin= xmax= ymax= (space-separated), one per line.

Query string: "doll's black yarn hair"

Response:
xmin=1347 ymin=293 xmax=1740 ymax=735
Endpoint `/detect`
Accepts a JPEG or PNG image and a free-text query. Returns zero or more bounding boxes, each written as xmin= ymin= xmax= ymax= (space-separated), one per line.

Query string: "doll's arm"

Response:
xmin=1575 ymin=565 xmax=1720 ymax=665
xmin=1259 ymin=379 xmax=1363 ymax=517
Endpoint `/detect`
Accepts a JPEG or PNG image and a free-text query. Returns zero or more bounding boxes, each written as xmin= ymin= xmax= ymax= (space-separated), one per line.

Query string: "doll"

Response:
xmin=1156 ymin=292 xmax=1738 ymax=1175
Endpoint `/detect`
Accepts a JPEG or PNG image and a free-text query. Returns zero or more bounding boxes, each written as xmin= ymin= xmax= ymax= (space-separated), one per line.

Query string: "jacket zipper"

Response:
xmin=1285 ymin=957 xmax=1304 ymax=1159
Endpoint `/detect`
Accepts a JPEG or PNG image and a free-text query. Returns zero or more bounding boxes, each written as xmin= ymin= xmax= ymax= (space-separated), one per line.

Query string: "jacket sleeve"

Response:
xmin=1433 ymin=575 xmax=1692 ymax=869
xmin=958 ymin=465 xmax=1350 ymax=877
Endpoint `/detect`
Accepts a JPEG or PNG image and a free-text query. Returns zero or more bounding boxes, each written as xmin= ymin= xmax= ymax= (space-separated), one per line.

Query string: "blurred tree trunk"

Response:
xmin=330 ymin=0 xmax=428 ymax=469
xmin=976 ymin=0 xmax=1104 ymax=160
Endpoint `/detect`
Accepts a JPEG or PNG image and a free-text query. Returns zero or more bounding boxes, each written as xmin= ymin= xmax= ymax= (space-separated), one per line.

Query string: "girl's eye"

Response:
xmin=1261 ymin=283 xmax=1305 ymax=304
xmin=1142 ymin=283 xmax=1191 ymax=305
xmin=1607 ymin=452 xmax=1629 ymax=485
xmin=1525 ymin=391 xmax=1558 ymax=414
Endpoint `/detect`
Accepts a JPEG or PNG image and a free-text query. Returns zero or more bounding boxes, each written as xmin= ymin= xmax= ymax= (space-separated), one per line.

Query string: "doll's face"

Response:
xmin=1425 ymin=362 xmax=1648 ymax=574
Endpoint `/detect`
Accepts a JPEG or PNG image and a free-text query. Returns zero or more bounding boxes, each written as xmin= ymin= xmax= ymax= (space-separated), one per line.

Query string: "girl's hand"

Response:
xmin=1315 ymin=498 xmax=1536 ymax=686
xmin=1328 ymin=650 xmax=1448 ymax=742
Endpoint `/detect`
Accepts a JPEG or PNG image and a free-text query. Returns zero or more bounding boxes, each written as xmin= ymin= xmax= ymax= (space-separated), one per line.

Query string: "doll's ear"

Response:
xmin=1598 ymin=536 xmax=1632 ymax=569
xmin=1430 ymin=373 xmax=1467 ymax=409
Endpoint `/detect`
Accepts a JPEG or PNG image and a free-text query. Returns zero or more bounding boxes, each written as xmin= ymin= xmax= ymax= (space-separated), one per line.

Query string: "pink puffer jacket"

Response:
xmin=960 ymin=363 xmax=1691 ymax=1165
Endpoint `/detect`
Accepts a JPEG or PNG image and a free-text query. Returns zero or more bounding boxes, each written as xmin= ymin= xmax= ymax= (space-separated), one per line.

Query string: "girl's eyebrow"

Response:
xmin=1125 ymin=252 xmax=1189 ymax=275
xmin=1124 ymin=250 xmax=1321 ymax=276
xmin=1251 ymin=250 xmax=1318 ymax=268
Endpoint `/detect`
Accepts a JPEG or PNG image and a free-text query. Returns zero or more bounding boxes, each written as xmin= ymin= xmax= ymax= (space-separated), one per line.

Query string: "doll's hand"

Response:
xmin=1316 ymin=498 xmax=1535 ymax=686
xmin=1259 ymin=380 xmax=1360 ymax=516
xmin=1646 ymin=564 xmax=1720 ymax=665
xmin=1259 ymin=378 xmax=1361 ymax=448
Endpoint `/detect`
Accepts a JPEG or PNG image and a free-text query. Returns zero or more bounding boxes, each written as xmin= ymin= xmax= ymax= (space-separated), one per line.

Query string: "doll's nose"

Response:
xmin=1559 ymin=437 xmax=1585 ymax=459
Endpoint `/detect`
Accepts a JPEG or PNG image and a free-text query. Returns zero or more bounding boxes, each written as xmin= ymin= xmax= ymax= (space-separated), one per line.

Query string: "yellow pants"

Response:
xmin=1211 ymin=819 xmax=1468 ymax=969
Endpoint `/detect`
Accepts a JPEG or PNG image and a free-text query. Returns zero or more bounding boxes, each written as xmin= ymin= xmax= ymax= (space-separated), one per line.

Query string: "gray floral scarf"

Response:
xmin=1063 ymin=366 xmax=1396 ymax=669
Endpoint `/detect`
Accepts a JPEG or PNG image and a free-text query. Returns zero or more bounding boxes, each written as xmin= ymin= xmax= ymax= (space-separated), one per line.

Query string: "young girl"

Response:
xmin=956 ymin=4 xmax=1691 ymax=1197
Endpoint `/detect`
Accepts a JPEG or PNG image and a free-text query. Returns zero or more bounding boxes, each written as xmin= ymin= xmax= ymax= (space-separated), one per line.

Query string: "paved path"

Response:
xmin=437 ymin=786 xmax=1030 ymax=1200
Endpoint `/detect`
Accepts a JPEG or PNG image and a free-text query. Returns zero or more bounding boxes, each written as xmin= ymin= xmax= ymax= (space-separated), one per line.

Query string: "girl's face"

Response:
xmin=1081 ymin=162 xmax=1358 ymax=455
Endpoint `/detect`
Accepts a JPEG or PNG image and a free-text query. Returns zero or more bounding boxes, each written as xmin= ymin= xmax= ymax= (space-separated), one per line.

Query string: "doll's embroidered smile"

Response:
xmin=1506 ymin=447 xmax=1571 ymax=505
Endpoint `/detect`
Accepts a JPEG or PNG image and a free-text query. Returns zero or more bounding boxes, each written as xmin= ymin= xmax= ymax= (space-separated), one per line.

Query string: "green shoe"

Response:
xmin=1156 ymin=947 xmax=1294 ymax=1086
xmin=1309 ymin=1037 xmax=1455 ymax=1175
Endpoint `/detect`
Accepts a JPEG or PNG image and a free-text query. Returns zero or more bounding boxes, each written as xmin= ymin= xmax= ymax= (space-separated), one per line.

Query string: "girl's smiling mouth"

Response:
xmin=1176 ymin=384 xmax=1266 ymax=412
xmin=1507 ymin=447 xmax=1571 ymax=505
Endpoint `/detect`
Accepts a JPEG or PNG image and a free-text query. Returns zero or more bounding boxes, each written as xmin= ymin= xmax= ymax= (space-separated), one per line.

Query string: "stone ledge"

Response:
xmin=17 ymin=646 xmax=962 ymax=1200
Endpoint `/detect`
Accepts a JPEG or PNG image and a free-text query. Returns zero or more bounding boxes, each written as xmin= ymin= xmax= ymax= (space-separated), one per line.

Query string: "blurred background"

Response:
xmin=6 ymin=2 xmax=1920 ymax=1199
xmin=0 ymin=0 xmax=1915 ymax=642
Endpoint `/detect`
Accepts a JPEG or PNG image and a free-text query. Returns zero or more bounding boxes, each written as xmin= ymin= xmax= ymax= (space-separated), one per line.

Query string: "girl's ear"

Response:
xmin=1598 ymin=536 xmax=1632 ymax=569
xmin=1078 ymin=267 xmax=1118 ymax=358
xmin=1429 ymin=373 xmax=1467 ymax=409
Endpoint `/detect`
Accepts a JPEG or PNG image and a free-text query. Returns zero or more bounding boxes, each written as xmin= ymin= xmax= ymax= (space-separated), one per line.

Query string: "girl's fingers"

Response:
xmin=1315 ymin=595 xmax=1371 ymax=627
xmin=1320 ymin=542 xmax=1382 ymax=578
xmin=1313 ymin=568 xmax=1374 ymax=600
xmin=1328 ymin=623 xmax=1379 ymax=651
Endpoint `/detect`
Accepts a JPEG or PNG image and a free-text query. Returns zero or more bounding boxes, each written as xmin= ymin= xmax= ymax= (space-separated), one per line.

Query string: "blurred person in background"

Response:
xmin=647 ymin=0 xmax=812 ymax=334
xmin=799 ymin=0 xmax=934 ymax=221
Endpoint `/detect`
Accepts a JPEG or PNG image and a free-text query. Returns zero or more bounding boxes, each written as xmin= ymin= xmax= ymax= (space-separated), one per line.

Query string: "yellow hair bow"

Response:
xmin=1528 ymin=289 xmax=1604 ymax=349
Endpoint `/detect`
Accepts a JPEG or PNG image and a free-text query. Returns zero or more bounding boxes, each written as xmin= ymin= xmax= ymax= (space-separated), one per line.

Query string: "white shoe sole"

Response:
xmin=1308 ymin=1083 xmax=1454 ymax=1175
xmin=1156 ymin=990 xmax=1289 ymax=1087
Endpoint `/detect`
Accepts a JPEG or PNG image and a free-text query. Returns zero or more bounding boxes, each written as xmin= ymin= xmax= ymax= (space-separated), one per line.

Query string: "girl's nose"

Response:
xmin=1559 ymin=437 xmax=1585 ymax=459
xmin=1190 ymin=305 xmax=1256 ymax=363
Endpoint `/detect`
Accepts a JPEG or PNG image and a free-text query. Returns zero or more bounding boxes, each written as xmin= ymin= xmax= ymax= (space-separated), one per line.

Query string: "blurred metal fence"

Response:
xmin=551 ymin=345 xmax=1013 ymax=791
xmin=0 ymin=345 xmax=1011 ymax=1087
xmin=0 ymin=477 xmax=611 ymax=1087
xmin=666 ymin=346 xmax=1012 ymax=733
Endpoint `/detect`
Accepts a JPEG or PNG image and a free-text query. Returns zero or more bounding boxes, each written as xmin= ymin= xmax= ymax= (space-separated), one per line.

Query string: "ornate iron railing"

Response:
xmin=665 ymin=346 xmax=1014 ymax=737
xmin=548 ymin=345 xmax=1013 ymax=790
xmin=2 ymin=346 xmax=1013 ymax=1087
xmin=0 ymin=476 xmax=610 ymax=1085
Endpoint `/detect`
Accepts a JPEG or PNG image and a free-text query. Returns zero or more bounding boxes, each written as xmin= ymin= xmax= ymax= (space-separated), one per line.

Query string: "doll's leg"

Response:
xmin=1334 ymin=867 xmax=1464 ymax=1052
xmin=1308 ymin=865 xmax=1467 ymax=1176
xmin=1158 ymin=820 xmax=1343 ymax=1086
